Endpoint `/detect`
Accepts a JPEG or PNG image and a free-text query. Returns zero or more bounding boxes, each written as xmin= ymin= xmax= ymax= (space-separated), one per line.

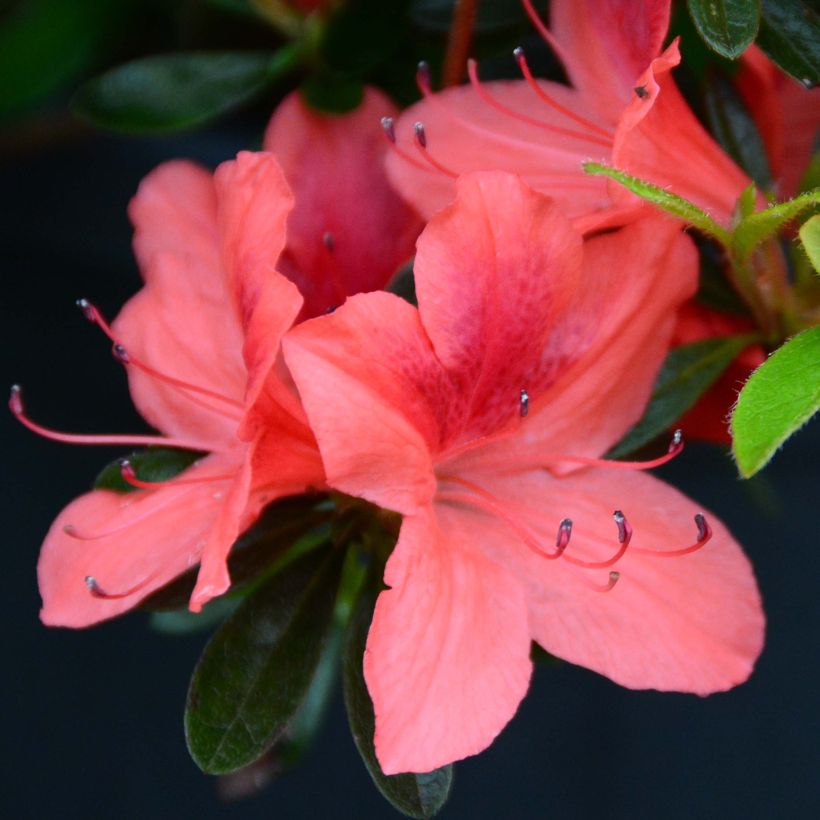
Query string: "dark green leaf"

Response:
xmin=149 ymin=596 xmax=239 ymax=635
xmin=300 ymin=71 xmax=364 ymax=114
xmin=703 ymin=71 xmax=771 ymax=188
xmin=757 ymin=0 xmax=820 ymax=87
xmin=731 ymin=326 xmax=820 ymax=476
xmin=139 ymin=494 xmax=333 ymax=611
xmin=343 ymin=586 xmax=453 ymax=818
xmin=94 ymin=447 xmax=203 ymax=493
xmin=609 ymin=335 xmax=758 ymax=457
xmin=186 ymin=545 xmax=345 ymax=774
xmin=688 ymin=0 xmax=760 ymax=59
xmin=72 ymin=49 xmax=300 ymax=133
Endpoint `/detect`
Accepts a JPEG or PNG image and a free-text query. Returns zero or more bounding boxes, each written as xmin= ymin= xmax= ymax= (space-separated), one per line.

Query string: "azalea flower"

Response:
xmin=283 ymin=172 xmax=765 ymax=774
xmin=385 ymin=0 xmax=750 ymax=230
xmin=15 ymin=88 xmax=420 ymax=627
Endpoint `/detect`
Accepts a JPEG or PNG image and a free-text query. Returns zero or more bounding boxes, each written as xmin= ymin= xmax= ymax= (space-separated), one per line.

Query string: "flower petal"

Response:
xmin=264 ymin=87 xmax=422 ymax=319
xmin=365 ymin=509 xmax=532 ymax=774
xmin=214 ymin=151 xmax=305 ymax=437
xmin=447 ymin=466 xmax=764 ymax=694
xmin=414 ymin=171 xmax=584 ymax=443
xmin=38 ymin=453 xmax=241 ymax=627
xmin=283 ymin=292 xmax=448 ymax=515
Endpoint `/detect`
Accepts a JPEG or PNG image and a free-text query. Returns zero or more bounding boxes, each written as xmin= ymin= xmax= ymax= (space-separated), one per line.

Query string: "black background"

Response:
xmin=1 ymin=122 xmax=818 ymax=819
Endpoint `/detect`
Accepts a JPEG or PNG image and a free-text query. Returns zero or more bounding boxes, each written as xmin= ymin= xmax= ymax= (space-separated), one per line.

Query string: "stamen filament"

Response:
xmin=562 ymin=510 xmax=633 ymax=568
xmin=467 ymin=59 xmax=612 ymax=148
xmin=85 ymin=572 xmax=159 ymax=600
xmin=521 ymin=0 xmax=570 ymax=65
xmin=413 ymin=123 xmax=459 ymax=178
xmin=630 ymin=514 xmax=713 ymax=557
xmin=9 ymin=385 xmax=212 ymax=452
xmin=540 ymin=430 xmax=684 ymax=471
xmin=119 ymin=458 xmax=234 ymax=490
xmin=381 ymin=116 xmax=432 ymax=173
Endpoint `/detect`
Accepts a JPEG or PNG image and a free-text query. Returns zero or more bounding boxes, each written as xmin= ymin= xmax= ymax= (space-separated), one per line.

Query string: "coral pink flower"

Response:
xmin=19 ymin=89 xmax=420 ymax=627
xmin=283 ymin=172 xmax=765 ymax=774
xmin=386 ymin=0 xmax=750 ymax=230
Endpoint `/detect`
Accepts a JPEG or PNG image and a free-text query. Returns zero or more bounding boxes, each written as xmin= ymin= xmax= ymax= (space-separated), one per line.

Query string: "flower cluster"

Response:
xmin=21 ymin=0 xmax=820 ymax=810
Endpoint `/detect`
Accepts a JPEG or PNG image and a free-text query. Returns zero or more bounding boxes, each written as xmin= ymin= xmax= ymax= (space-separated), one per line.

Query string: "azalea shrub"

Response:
xmin=7 ymin=0 xmax=820 ymax=817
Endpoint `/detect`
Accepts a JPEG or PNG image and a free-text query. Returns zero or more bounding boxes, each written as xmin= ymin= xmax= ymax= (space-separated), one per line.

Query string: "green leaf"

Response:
xmin=72 ymin=49 xmax=300 ymax=133
xmin=139 ymin=494 xmax=333 ymax=611
xmin=703 ymin=72 xmax=771 ymax=189
xmin=582 ymin=162 xmax=732 ymax=245
xmin=300 ymin=71 xmax=364 ymax=114
xmin=688 ymin=0 xmax=760 ymax=59
xmin=733 ymin=189 xmax=820 ymax=259
xmin=799 ymin=214 xmax=820 ymax=273
xmin=757 ymin=0 xmax=820 ymax=87
xmin=185 ymin=545 xmax=346 ymax=774
xmin=343 ymin=585 xmax=453 ymax=819
xmin=608 ymin=335 xmax=758 ymax=458
xmin=94 ymin=447 xmax=203 ymax=493
xmin=731 ymin=326 xmax=820 ymax=476
xmin=149 ymin=595 xmax=240 ymax=635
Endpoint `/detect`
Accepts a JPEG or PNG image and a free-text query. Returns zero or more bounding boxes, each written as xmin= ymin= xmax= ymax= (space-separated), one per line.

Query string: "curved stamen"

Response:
xmin=581 ymin=570 xmax=620 ymax=593
xmin=536 ymin=430 xmax=685 ymax=471
xmin=9 ymin=385 xmax=211 ymax=451
xmin=513 ymin=47 xmax=614 ymax=138
xmin=562 ymin=510 xmax=632 ymax=569
xmin=79 ymin=299 xmax=244 ymax=417
xmin=85 ymin=572 xmax=159 ymax=600
xmin=467 ymin=59 xmax=612 ymax=148
xmin=381 ymin=116 xmax=431 ymax=172
xmin=413 ymin=123 xmax=459 ymax=178
xmin=119 ymin=458 xmax=234 ymax=490
xmin=520 ymin=0 xmax=570 ymax=65
xmin=630 ymin=513 xmax=713 ymax=557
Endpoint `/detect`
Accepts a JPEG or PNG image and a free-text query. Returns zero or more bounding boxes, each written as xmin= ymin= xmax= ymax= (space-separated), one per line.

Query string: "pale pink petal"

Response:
xmin=414 ymin=171 xmax=584 ymax=441
xmin=283 ymin=292 xmax=449 ymax=515
xmin=264 ymin=88 xmax=423 ymax=318
xmin=38 ymin=452 xmax=242 ymax=627
xmin=112 ymin=252 xmax=246 ymax=452
xmin=365 ymin=509 xmax=532 ymax=774
xmin=128 ymin=160 xmax=220 ymax=279
xmin=213 ymin=151 xmax=305 ymax=437
xmin=439 ymin=466 xmax=764 ymax=694
xmin=387 ymin=78 xmax=613 ymax=221
xmin=450 ymin=214 xmax=697 ymax=470
xmin=549 ymin=0 xmax=671 ymax=116
xmin=612 ymin=41 xmax=751 ymax=225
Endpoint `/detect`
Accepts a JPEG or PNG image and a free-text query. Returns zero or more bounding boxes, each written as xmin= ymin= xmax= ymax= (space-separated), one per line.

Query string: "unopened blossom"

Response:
xmin=386 ymin=0 xmax=751 ymax=230
xmin=283 ymin=172 xmax=765 ymax=774
xmin=17 ymin=89 xmax=421 ymax=626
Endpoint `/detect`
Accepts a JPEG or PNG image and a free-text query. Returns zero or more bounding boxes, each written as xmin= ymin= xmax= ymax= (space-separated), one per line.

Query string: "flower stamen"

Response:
xmin=562 ymin=510 xmax=632 ymax=568
xmin=413 ymin=122 xmax=459 ymax=178
xmin=118 ymin=458 xmax=234 ymax=490
xmin=630 ymin=513 xmax=713 ymax=557
xmin=381 ymin=116 xmax=431 ymax=172
xmin=84 ymin=572 xmax=159 ymax=600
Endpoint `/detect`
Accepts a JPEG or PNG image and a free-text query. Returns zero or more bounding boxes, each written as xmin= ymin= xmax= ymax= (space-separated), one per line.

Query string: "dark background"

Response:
xmin=2 ymin=121 xmax=819 ymax=820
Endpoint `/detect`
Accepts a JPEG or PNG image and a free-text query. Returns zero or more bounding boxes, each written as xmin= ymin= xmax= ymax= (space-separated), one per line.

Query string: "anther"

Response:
xmin=9 ymin=384 xmax=23 ymax=415
xmin=323 ymin=232 xmax=335 ymax=252
xmin=555 ymin=518 xmax=572 ymax=551
xmin=519 ymin=388 xmax=529 ymax=418
xmin=614 ymin=510 xmax=631 ymax=544
xmin=670 ymin=428 xmax=683 ymax=452
xmin=75 ymin=297 xmax=96 ymax=321
xmin=416 ymin=61 xmax=432 ymax=93
xmin=606 ymin=571 xmax=620 ymax=590
xmin=380 ymin=116 xmax=396 ymax=143
xmin=85 ymin=576 xmax=106 ymax=597
xmin=112 ymin=343 xmax=130 ymax=364
xmin=634 ymin=85 xmax=648 ymax=99
xmin=413 ymin=122 xmax=427 ymax=148
xmin=695 ymin=512 xmax=708 ymax=543
xmin=631 ymin=513 xmax=713 ymax=557
xmin=563 ymin=510 xmax=632 ymax=569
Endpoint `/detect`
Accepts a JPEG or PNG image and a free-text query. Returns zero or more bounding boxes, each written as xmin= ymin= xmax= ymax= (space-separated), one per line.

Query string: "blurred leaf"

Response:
xmin=733 ymin=190 xmax=820 ymax=259
xmin=150 ymin=595 xmax=240 ymax=635
xmin=94 ymin=447 xmax=203 ymax=493
xmin=583 ymin=162 xmax=732 ymax=245
xmin=731 ymin=326 xmax=820 ymax=476
xmin=300 ymin=71 xmax=364 ymax=113
xmin=186 ymin=545 xmax=345 ymax=774
xmin=609 ymin=335 xmax=758 ymax=458
xmin=0 ymin=0 xmax=135 ymax=117
xmin=139 ymin=494 xmax=333 ymax=611
xmin=687 ymin=0 xmax=760 ymax=59
xmin=703 ymin=71 xmax=771 ymax=189
xmin=799 ymin=214 xmax=820 ymax=273
xmin=757 ymin=0 xmax=820 ymax=87
xmin=72 ymin=49 xmax=301 ymax=133
xmin=343 ymin=585 xmax=453 ymax=818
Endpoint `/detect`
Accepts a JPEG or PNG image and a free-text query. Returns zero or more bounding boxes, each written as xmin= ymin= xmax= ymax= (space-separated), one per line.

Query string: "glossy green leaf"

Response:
xmin=72 ymin=49 xmax=300 ymax=133
xmin=799 ymin=214 xmax=820 ymax=273
xmin=582 ymin=162 xmax=732 ymax=245
xmin=608 ymin=335 xmax=758 ymax=458
xmin=94 ymin=447 xmax=203 ymax=493
xmin=343 ymin=586 xmax=453 ymax=818
xmin=703 ymin=72 xmax=771 ymax=188
xmin=731 ymin=326 xmax=820 ymax=476
xmin=688 ymin=0 xmax=760 ymax=59
xmin=757 ymin=0 xmax=820 ymax=87
xmin=186 ymin=545 xmax=345 ymax=774
xmin=139 ymin=494 xmax=333 ymax=611
xmin=733 ymin=190 xmax=820 ymax=260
